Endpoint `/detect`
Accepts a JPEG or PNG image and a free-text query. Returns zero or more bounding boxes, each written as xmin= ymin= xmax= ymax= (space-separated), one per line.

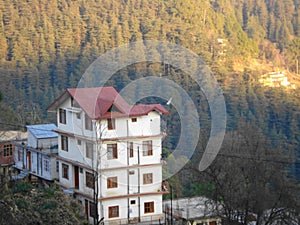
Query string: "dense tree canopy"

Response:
xmin=0 ymin=0 xmax=300 ymax=199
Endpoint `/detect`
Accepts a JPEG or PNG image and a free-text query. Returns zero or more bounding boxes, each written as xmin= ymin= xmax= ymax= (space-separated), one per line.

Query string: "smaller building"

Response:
xmin=259 ymin=71 xmax=295 ymax=88
xmin=164 ymin=196 xmax=222 ymax=225
xmin=14 ymin=124 xmax=59 ymax=181
xmin=0 ymin=131 xmax=27 ymax=181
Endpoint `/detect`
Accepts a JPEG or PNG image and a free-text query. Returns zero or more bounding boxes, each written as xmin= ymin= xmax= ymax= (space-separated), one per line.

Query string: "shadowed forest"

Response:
xmin=0 ymin=1 xmax=300 ymax=223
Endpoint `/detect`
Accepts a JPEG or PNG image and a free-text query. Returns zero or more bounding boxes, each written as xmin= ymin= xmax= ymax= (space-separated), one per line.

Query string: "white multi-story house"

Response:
xmin=47 ymin=87 xmax=169 ymax=225
xmin=14 ymin=124 xmax=59 ymax=181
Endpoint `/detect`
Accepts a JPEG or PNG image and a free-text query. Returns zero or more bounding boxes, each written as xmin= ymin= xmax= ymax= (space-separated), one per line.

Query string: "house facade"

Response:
xmin=47 ymin=87 xmax=168 ymax=225
xmin=0 ymin=131 xmax=27 ymax=182
xmin=14 ymin=124 xmax=59 ymax=181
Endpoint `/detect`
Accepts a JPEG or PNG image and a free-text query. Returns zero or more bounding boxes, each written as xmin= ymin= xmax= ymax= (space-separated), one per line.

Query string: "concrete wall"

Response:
xmin=28 ymin=131 xmax=57 ymax=149
xmin=56 ymin=97 xmax=162 ymax=140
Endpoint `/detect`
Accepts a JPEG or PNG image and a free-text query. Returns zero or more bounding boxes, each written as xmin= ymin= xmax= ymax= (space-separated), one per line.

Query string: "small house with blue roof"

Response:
xmin=14 ymin=124 xmax=59 ymax=181
xmin=27 ymin=124 xmax=58 ymax=149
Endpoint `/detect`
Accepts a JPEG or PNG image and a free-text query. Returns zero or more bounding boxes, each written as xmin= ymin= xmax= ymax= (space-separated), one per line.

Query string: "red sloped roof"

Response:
xmin=48 ymin=87 xmax=168 ymax=119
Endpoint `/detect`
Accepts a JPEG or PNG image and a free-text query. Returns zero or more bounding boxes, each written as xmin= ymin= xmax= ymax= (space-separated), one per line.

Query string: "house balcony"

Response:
xmin=26 ymin=145 xmax=58 ymax=155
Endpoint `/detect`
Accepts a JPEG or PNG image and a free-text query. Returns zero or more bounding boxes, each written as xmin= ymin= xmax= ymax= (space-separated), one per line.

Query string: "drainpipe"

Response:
xmin=127 ymin=118 xmax=130 ymax=222
xmin=138 ymin=146 xmax=141 ymax=222
xmin=37 ymin=152 xmax=39 ymax=175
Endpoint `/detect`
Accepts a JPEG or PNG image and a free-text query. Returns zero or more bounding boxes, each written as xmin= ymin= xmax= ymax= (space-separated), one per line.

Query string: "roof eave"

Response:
xmin=46 ymin=90 xmax=70 ymax=112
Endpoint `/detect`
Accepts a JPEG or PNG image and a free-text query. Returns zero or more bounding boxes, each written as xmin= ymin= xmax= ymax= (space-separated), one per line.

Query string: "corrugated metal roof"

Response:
xmin=0 ymin=131 xmax=27 ymax=142
xmin=26 ymin=124 xmax=58 ymax=139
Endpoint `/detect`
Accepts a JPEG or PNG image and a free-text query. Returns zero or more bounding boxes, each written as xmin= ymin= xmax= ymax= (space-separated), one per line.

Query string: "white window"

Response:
xmin=44 ymin=159 xmax=50 ymax=172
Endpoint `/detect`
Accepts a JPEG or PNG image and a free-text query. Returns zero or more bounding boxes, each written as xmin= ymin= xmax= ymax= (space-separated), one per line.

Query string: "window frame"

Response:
xmin=62 ymin=163 xmax=69 ymax=180
xmin=3 ymin=144 xmax=13 ymax=157
xmin=142 ymin=140 xmax=153 ymax=156
xmin=130 ymin=200 xmax=136 ymax=205
xmin=108 ymin=206 xmax=119 ymax=218
xmin=61 ymin=135 xmax=68 ymax=151
xmin=56 ymin=161 xmax=59 ymax=173
xmin=44 ymin=159 xmax=50 ymax=172
xmin=85 ymin=142 xmax=94 ymax=159
xmin=59 ymin=108 xmax=66 ymax=124
xmin=89 ymin=201 xmax=97 ymax=218
xmin=107 ymin=176 xmax=118 ymax=189
xmin=86 ymin=171 xmax=95 ymax=189
xmin=107 ymin=118 xmax=115 ymax=130
xmin=107 ymin=144 xmax=118 ymax=160
xmin=129 ymin=142 xmax=134 ymax=158
xmin=143 ymin=173 xmax=153 ymax=184
xmin=144 ymin=202 xmax=154 ymax=214
xmin=85 ymin=114 xmax=93 ymax=131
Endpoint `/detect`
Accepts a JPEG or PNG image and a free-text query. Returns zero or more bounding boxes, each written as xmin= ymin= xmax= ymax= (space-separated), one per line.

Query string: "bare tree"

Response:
xmin=183 ymin=121 xmax=300 ymax=225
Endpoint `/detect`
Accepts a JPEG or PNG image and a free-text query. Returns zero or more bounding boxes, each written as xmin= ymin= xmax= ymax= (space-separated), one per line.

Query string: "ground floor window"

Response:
xmin=144 ymin=201 xmax=154 ymax=214
xmin=108 ymin=206 xmax=119 ymax=218
xmin=62 ymin=163 xmax=69 ymax=179
xmin=89 ymin=201 xmax=97 ymax=218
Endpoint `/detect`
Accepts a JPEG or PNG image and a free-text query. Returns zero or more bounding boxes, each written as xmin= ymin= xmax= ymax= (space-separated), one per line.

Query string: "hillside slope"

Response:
xmin=0 ymin=0 xmax=299 ymax=117
xmin=0 ymin=181 xmax=87 ymax=225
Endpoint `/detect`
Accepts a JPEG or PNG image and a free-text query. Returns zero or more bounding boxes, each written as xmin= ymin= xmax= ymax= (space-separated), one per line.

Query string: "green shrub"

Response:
xmin=12 ymin=181 xmax=33 ymax=194
xmin=42 ymin=201 xmax=57 ymax=210
xmin=15 ymin=199 xmax=29 ymax=209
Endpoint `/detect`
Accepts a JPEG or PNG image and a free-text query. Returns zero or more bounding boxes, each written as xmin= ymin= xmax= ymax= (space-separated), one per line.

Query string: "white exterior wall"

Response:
xmin=80 ymin=168 xmax=95 ymax=197
xmin=140 ymin=195 xmax=163 ymax=221
xmin=37 ymin=138 xmax=57 ymax=149
xmin=128 ymin=196 xmax=139 ymax=219
xmin=101 ymin=198 xmax=128 ymax=224
xmin=27 ymin=132 xmax=38 ymax=148
xmin=50 ymin=157 xmax=58 ymax=180
xmin=99 ymin=137 xmax=162 ymax=170
xmin=100 ymin=170 xmax=128 ymax=197
xmin=59 ymin=136 xmax=86 ymax=165
xmin=57 ymin=98 xmax=95 ymax=139
xmin=95 ymin=112 xmax=161 ymax=140
xmin=99 ymin=195 xmax=163 ymax=224
xmin=140 ymin=166 xmax=162 ymax=193
xmin=58 ymin=161 xmax=73 ymax=187
xmin=27 ymin=131 xmax=57 ymax=149
xmin=14 ymin=146 xmax=57 ymax=181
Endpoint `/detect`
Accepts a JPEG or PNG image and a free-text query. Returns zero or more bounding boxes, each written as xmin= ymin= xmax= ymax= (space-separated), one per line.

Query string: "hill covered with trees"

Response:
xmin=0 ymin=0 xmax=299 ymax=175
xmin=0 ymin=1 xmax=300 ymax=223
